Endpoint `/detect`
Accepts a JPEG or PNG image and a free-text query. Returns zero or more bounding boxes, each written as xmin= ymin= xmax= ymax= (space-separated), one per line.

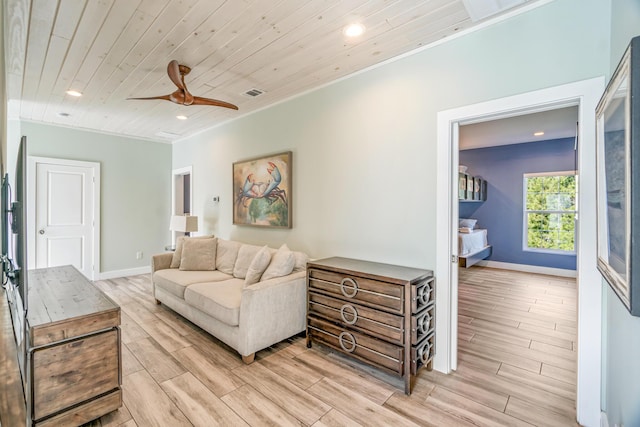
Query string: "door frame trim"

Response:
xmin=435 ymin=77 xmax=604 ymax=427
xmin=27 ymin=156 xmax=101 ymax=280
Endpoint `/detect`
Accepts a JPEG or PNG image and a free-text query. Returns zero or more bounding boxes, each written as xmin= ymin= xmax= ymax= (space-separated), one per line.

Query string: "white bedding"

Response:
xmin=459 ymin=229 xmax=488 ymax=256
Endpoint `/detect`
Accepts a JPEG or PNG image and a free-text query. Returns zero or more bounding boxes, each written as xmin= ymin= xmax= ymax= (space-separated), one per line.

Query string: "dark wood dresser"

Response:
xmin=26 ymin=266 xmax=122 ymax=426
xmin=306 ymin=257 xmax=435 ymax=394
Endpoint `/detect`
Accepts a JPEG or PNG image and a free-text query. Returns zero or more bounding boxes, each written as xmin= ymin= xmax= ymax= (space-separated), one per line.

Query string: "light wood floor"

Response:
xmin=1 ymin=267 xmax=578 ymax=427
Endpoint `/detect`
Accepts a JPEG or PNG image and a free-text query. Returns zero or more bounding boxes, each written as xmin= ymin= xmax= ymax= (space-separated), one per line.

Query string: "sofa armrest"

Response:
xmin=151 ymin=252 xmax=174 ymax=275
xmin=238 ymin=271 xmax=307 ymax=356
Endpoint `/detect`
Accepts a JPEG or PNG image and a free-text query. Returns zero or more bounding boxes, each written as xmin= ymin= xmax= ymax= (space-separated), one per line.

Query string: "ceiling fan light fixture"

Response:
xmin=66 ymin=90 xmax=83 ymax=97
xmin=176 ymin=115 xmax=188 ymax=120
xmin=343 ymin=23 xmax=365 ymax=38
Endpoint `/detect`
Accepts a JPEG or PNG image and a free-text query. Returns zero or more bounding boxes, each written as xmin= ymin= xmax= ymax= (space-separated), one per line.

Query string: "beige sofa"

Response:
xmin=151 ymin=237 xmax=308 ymax=363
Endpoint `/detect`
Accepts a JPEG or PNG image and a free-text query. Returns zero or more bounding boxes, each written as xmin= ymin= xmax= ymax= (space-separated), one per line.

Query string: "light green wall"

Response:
xmin=602 ymin=1 xmax=640 ymax=425
xmin=21 ymin=122 xmax=171 ymax=273
xmin=173 ymin=0 xmax=609 ymax=270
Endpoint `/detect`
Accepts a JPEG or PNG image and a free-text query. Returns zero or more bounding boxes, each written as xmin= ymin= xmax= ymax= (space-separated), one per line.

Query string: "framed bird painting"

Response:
xmin=233 ymin=151 xmax=292 ymax=228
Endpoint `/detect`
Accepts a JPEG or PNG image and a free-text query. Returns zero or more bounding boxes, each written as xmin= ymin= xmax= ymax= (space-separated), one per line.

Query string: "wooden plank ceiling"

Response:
xmin=4 ymin=0 xmax=535 ymax=142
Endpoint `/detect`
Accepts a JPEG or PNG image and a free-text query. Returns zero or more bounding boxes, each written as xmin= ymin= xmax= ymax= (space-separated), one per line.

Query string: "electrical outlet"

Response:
xmin=136 ymin=251 xmax=143 ymax=260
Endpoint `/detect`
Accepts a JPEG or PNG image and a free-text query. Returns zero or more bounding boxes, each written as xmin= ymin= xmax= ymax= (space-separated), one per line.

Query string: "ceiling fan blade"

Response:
xmin=167 ymin=60 xmax=184 ymax=90
xmin=192 ymin=96 xmax=239 ymax=110
xmin=167 ymin=60 xmax=195 ymax=105
xmin=127 ymin=94 xmax=172 ymax=101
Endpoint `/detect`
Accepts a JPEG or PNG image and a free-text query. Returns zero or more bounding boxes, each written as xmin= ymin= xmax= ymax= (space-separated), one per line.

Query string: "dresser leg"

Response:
xmin=242 ymin=353 xmax=255 ymax=364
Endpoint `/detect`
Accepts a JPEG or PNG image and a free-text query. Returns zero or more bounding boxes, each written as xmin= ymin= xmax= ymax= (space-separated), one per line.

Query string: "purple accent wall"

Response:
xmin=459 ymin=138 xmax=577 ymax=271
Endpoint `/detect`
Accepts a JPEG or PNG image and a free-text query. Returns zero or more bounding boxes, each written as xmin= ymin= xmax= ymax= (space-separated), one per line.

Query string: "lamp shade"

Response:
xmin=170 ymin=215 xmax=198 ymax=233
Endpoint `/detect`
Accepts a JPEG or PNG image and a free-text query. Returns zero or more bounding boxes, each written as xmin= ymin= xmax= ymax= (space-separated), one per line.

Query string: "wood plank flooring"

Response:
xmin=0 ymin=267 xmax=579 ymax=426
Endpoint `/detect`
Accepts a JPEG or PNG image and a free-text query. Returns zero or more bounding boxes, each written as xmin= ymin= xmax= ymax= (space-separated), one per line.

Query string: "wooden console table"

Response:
xmin=26 ymin=266 xmax=122 ymax=426
xmin=306 ymin=257 xmax=435 ymax=394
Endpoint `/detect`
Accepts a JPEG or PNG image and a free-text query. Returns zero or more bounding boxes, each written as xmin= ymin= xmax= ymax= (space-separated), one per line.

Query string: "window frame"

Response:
xmin=522 ymin=170 xmax=578 ymax=255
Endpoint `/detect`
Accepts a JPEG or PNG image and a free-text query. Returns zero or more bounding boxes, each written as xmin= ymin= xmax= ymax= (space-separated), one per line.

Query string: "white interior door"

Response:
xmin=30 ymin=158 xmax=100 ymax=279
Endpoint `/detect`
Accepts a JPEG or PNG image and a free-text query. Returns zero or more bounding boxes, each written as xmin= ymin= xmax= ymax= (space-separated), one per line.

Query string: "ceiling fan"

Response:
xmin=127 ymin=60 xmax=238 ymax=110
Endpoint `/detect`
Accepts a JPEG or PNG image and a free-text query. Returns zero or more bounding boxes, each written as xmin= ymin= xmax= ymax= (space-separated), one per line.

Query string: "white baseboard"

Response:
xmin=475 ymin=260 xmax=577 ymax=278
xmin=97 ymin=266 xmax=150 ymax=280
xmin=601 ymin=411 xmax=609 ymax=427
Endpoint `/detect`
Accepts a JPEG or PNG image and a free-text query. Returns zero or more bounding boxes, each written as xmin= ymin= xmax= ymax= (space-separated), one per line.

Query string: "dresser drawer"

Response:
xmin=308 ymin=316 xmax=403 ymax=374
xmin=411 ymin=303 xmax=435 ymax=345
xmin=411 ymin=331 xmax=435 ymax=375
xmin=308 ymin=269 xmax=404 ymax=314
xmin=309 ymin=292 xmax=404 ymax=344
xmin=32 ymin=329 xmax=120 ymax=421
xmin=411 ymin=277 xmax=435 ymax=314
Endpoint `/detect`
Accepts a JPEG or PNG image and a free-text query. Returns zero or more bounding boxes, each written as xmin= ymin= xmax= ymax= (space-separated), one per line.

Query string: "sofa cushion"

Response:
xmin=153 ymin=269 xmax=233 ymax=299
xmin=262 ymin=244 xmax=295 ymax=281
xmin=171 ymin=235 xmax=214 ymax=268
xmin=180 ymin=237 xmax=217 ymax=271
xmin=233 ymin=244 xmax=263 ymax=279
xmin=184 ymin=279 xmax=245 ymax=326
xmin=292 ymin=251 xmax=309 ymax=272
xmin=245 ymin=246 xmax=272 ymax=286
xmin=216 ymin=239 xmax=241 ymax=275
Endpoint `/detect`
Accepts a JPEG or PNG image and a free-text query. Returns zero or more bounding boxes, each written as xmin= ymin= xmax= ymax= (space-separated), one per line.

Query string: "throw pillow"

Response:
xmin=261 ymin=244 xmax=295 ymax=281
xmin=216 ymin=239 xmax=241 ymax=275
xmin=170 ymin=235 xmax=214 ymax=268
xmin=233 ymin=244 xmax=262 ymax=279
xmin=244 ymin=246 xmax=272 ymax=286
xmin=458 ymin=218 xmax=477 ymax=229
xmin=179 ymin=237 xmax=217 ymax=271
xmin=292 ymin=251 xmax=309 ymax=272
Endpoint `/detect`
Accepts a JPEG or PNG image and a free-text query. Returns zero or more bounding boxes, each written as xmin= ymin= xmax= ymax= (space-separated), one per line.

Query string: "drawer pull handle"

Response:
xmin=340 ymin=278 xmax=358 ymax=298
xmin=340 ymin=304 xmax=358 ymax=325
xmin=338 ymin=332 xmax=357 ymax=353
xmin=418 ymin=342 xmax=432 ymax=364
xmin=417 ymin=285 xmax=432 ymax=306
xmin=417 ymin=313 xmax=431 ymax=335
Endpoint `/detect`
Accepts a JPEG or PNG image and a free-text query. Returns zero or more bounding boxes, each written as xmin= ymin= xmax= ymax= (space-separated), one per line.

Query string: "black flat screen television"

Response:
xmin=2 ymin=135 xmax=29 ymax=313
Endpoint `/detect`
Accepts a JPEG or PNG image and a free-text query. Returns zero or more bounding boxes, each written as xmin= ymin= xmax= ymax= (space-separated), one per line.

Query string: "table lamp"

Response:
xmin=170 ymin=214 xmax=198 ymax=236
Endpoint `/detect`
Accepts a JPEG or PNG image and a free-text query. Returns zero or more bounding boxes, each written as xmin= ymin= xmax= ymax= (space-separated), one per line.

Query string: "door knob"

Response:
xmin=39 ymin=229 xmax=45 ymax=235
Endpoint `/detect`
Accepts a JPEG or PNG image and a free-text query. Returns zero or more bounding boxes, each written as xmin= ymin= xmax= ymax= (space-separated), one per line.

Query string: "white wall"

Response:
xmin=173 ymin=0 xmax=610 ymax=271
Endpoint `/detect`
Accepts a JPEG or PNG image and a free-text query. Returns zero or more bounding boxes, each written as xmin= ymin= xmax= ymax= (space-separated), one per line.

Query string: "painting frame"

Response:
xmin=596 ymin=36 xmax=640 ymax=316
xmin=233 ymin=151 xmax=292 ymax=228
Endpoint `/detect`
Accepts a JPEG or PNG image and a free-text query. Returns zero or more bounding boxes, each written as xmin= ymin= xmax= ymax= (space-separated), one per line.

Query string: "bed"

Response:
xmin=458 ymin=228 xmax=492 ymax=268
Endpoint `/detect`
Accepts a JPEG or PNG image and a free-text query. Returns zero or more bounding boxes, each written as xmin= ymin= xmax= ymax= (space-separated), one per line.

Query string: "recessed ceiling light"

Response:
xmin=343 ymin=23 xmax=365 ymax=38
xmin=66 ymin=90 xmax=82 ymax=97
xmin=176 ymin=115 xmax=188 ymax=120
xmin=534 ymin=131 xmax=545 ymax=136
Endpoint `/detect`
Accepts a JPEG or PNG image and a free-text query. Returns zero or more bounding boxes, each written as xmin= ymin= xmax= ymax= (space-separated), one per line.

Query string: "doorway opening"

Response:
xmin=457 ymin=106 xmax=580 ymax=276
xmin=171 ymin=166 xmax=193 ymax=244
xmin=435 ymin=77 xmax=604 ymax=427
